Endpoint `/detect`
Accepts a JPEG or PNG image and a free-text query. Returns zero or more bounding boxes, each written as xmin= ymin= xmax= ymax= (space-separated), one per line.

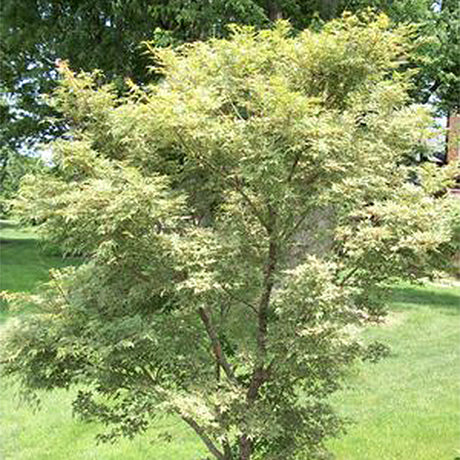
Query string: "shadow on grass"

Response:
xmin=0 ymin=238 xmax=46 ymax=261
xmin=0 ymin=219 xmax=19 ymax=229
xmin=0 ymin=238 xmax=71 ymax=258
xmin=391 ymin=285 xmax=460 ymax=315
xmin=0 ymin=237 xmax=38 ymax=245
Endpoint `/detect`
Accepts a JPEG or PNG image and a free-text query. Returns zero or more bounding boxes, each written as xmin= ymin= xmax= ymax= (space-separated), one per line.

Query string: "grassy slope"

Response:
xmin=1 ymin=221 xmax=459 ymax=459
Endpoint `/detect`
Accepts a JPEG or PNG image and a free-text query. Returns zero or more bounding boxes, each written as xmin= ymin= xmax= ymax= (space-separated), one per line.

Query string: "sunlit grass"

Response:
xmin=0 ymin=383 xmax=206 ymax=460
xmin=328 ymin=283 xmax=460 ymax=460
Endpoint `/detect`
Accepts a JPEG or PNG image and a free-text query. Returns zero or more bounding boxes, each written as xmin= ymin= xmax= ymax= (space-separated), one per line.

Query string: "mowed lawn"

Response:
xmin=0 ymin=220 xmax=77 ymax=322
xmin=328 ymin=284 xmax=460 ymax=460
xmin=1 ymin=221 xmax=459 ymax=459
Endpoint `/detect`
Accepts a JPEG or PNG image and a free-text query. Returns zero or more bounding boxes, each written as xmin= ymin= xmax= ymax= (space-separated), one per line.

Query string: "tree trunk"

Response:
xmin=267 ymin=1 xmax=282 ymax=21
xmin=319 ymin=0 xmax=339 ymax=20
xmin=240 ymin=434 xmax=252 ymax=459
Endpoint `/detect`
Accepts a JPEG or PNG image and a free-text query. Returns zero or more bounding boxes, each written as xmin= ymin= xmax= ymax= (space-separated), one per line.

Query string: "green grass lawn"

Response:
xmin=0 ymin=220 xmax=79 ymax=322
xmin=328 ymin=284 xmax=460 ymax=460
xmin=1 ymin=221 xmax=459 ymax=459
xmin=0 ymin=220 xmax=54 ymax=292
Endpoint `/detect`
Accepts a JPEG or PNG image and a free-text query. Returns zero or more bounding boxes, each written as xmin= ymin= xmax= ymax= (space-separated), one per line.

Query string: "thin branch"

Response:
xmin=143 ymin=365 xmax=163 ymax=387
xmin=287 ymin=151 xmax=301 ymax=182
xmin=219 ymin=284 xmax=257 ymax=314
xmin=181 ymin=415 xmax=225 ymax=460
xmin=281 ymin=207 xmax=311 ymax=242
xmin=255 ymin=237 xmax=277 ymax=358
xmin=49 ymin=271 xmax=72 ymax=307
xmin=220 ymin=95 xmax=245 ymax=121
xmin=232 ymin=176 xmax=269 ymax=230
xmin=339 ymin=265 xmax=360 ymax=287
xmin=173 ymin=129 xmax=269 ymax=231
xmin=280 ymin=171 xmax=322 ymax=242
xmin=197 ymin=306 xmax=238 ymax=384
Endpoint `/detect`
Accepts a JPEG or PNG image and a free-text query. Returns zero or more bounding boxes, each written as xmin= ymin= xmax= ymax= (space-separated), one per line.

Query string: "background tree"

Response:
xmin=355 ymin=0 xmax=459 ymax=113
xmin=2 ymin=15 xmax=458 ymax=459
xmin=0 ymin=0 xmax=269 ymax=196
xmin=0 ymin=1 xmax=267 ymax=146
xmin=2 ymin=0 xmax=458 ymax=149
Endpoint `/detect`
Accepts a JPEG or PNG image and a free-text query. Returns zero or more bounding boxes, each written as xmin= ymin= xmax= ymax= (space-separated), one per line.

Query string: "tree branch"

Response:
xmin=198 ymin=306 xmax=237 ymax=384
xmin=281 ymin=208 xmax=310 ymax=242
xmin=256 ymin=238 xmax=277 ymax=358
xmin=244 ymin=206 xmax=278 ymax=407
xmin=280 ymin=170 xmax=322 ymax=242
xmin=219 ymin=283 xmax=257 ymax=314
xmin=49 ymin=271 xmax=72 ymax=307
xmin=173 ymin=129 xmax=269 ymax=231
xmin=287 ymin=151 xmax=301 ymax=182
xmin=181 ymin=415 xmax=225 ymax=460
xmin=339 ymin=265 xmax=360 ymax=287
xmin=232 ymin=176 xmax=270 ymax=230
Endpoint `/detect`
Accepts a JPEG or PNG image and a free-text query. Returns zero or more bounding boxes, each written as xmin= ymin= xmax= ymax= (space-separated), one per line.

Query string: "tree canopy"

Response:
xmin=1 ymin=1 xmax=458 ymax=205
xmin=1 ymin=0 xmax=458 ymax=152
xmin=2 ymin=14 xmax=459 ymax=459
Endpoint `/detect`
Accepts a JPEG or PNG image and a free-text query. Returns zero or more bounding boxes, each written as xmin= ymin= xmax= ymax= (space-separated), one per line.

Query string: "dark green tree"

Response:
xmin=1 ymin=0 xmax=269 ymax=194
xmin=2 ymin=1 xmax=264 ymax=142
